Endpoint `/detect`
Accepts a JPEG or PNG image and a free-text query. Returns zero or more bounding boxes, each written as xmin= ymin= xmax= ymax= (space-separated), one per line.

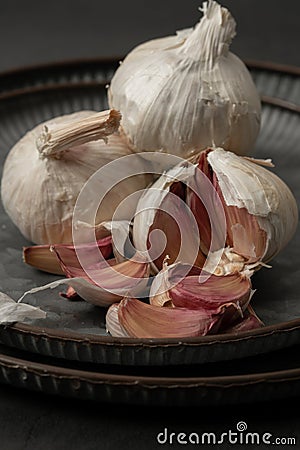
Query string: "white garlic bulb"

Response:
xmin=1 ymin=110 xmax=152 ymax=245
xmin=108 ymin=0 xmax=261 ymax=158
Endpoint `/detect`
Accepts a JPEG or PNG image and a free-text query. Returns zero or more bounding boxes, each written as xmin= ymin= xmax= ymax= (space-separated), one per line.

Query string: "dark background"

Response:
xmin=0 ymin=1 xmax=300 ymax=449
xmin=0 ymin=0 xmax=300 ymax=72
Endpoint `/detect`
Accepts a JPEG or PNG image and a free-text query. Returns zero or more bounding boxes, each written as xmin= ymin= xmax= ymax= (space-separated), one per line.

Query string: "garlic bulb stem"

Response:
xmin=182 ymin=0 xmax=236 ymax=64
xmin=36 ymin=109 xmax=121 ymax=159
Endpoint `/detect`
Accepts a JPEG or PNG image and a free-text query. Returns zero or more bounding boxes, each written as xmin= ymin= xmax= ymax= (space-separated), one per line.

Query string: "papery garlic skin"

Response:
xmin=1 ymin=111 xmax=152 ymax=245
xmin=108 ymin=0 xmax=261 ymax=158
xmin=207 ymin=148 xmax=299 ymax=262
xmin=106 ymin=303 xmax=130 ymax=337
xmin=133 ymin=162 xmax=203 ymax=273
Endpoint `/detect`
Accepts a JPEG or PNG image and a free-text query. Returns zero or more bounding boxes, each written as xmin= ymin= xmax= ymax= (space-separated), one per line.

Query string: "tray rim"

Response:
xmin=0 ymin=56 xmax=299 ymax=79
xmin=0 ymin=55 xmax=300 ymax=108
xmin=1 ymin=82 xmax=300 ymax=114
xmin=2 ymin=348 xmax=300 ymax=387
xmin=8 ymin=317 xmax=300 ymax=348
xmin=0 ymin=57 xmax=300 ymax=359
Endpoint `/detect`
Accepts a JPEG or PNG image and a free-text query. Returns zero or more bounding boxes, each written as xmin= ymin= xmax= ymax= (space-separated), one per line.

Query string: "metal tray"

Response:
xmin=1 ymin=342 xmax=300 ymax=406
xmin=0 ymin=59 xmax=300 ymax=366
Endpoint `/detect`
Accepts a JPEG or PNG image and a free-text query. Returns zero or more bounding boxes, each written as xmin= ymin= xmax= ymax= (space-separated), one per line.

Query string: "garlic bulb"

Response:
xmin=133 ymin=148 xmax=298 ymax=274
xmin=1 ymin=110 xmax=152 ymax=244
xmin=108 ymin=0 xmax=261 ymax=158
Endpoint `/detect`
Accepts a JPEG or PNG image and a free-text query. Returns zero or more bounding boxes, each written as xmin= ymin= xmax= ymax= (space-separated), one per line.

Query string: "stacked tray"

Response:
xmin=0 ymin=58 xmax=300 ymax=406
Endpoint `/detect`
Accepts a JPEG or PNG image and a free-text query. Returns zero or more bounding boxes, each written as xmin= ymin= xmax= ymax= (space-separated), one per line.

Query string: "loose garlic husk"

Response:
xmin=108 ymin=0 xmax=261 ymax=158
xmin=1 ymin=110 xmax=152 ymax=244
xmin=133 ymin=148 xmax=298 ymax=275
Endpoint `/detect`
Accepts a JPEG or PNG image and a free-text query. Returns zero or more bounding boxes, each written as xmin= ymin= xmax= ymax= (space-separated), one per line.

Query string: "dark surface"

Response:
xmin=0 ymin=385 xmax=299 ymax=450
xmin=0 ymin=0 xmax=300 ymax=448
xmin=0 ymin=0 xmax=300 ymax=71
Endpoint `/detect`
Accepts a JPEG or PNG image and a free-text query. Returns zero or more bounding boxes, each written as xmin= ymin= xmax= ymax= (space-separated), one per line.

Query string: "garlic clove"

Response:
xmin=169 ymin=270 xmax=252 ymax=312
xmin=219 ymin=201 xmax=267 ymax=263
xmin=106 ymin=303 xmax=130 ymax=337
xmin=149 ymin=261 xmax=252 ymax=332
xmin=52 ymin=236 xmax=113 ymax=269
xmin=133 ymin=161 xmax=205 ymax=273
xmin=146 ymin=182 xmax=205 ymax=271
xmin=133 ymin=147 xmax=298 ymax=278
xmin=149 ymin=259 xmax=173 ymax=307
xmin=223 ymin=306 xmax=264 ymax=333
xmin=95 ymin=220 xmax=134 ymax=264
xmin=206 ymin=148 xmax=299 ymax=263
xmin=67 ymin=262 xmax=150 ymax=307
xmin=186 ymin=153 xmax=227 ymax=256
xmin=23 ymin=235 xmax=113 ymax=275
xmin=66 ymin=277 xmax=122 ymax=307
xmin=22 ymin=257 xmax=150 ymax=308
xmin=190 ymin=149 xmax=268 ymax=263
xmin=118 ymin=297 xmax=221 ymax=338
xmin=23 ymin=244 xmax=64 ymax=275
xmin=52 ymin=243 xmax=150 ymax=306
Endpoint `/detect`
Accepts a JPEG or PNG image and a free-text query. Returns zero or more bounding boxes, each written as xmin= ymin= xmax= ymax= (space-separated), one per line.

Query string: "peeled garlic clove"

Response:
xmin=118 ymin=297 xmax=221 ymax=338
xmin=1 ymin=109 xmax=152 ymax=244
xmin=106 ymin=303 xmax=130 ymax=337
xmin=109 ymin=0 xmax=261 ymax=158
